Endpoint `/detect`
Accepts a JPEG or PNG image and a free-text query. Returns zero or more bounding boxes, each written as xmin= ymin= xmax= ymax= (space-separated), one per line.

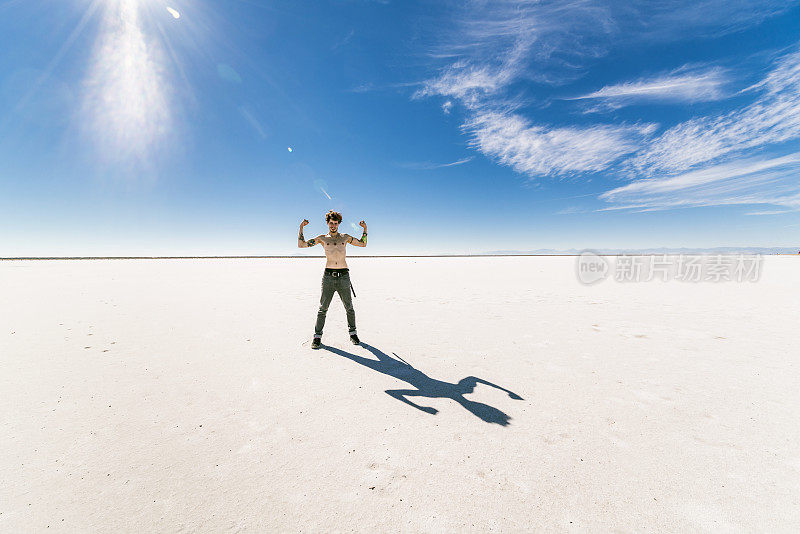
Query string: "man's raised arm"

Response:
xmin=348 ymin=220 xmax=368 ymax=247
xmin=298 ymin=219 xmax=319 ymax=248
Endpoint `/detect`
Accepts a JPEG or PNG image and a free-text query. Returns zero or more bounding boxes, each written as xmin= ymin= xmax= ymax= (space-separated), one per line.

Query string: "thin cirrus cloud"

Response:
xmin=415 ymin=0 xmax=792 ymax=102
xmin=625 ymin=49 xmax=800 ymax=177
xmin=597 ymin=50 xmax=800 ymax=213
xmin=410 ymin=1 xmax=800 ymax=214
xmin=567 ymin=66 xmax=731 ymax=108
xmin=599 ymin=152 xmax=800 ymax=212
xmin=412 ymin=1 xmax=795 ymax=180
xmin=411 ymin=0 xmax=621 ymax=111
xmin=398 ymin=157 xmax=474 ymax=170
xmin=745 ymin=209 xmax=796 ymax=215
xmin=412 ymin=59 xmax=519 ymax=109
xmin=464 ymin=111 xmax=656 ymax=175
xmin=411 ymin=0 xmax=799 ymax=182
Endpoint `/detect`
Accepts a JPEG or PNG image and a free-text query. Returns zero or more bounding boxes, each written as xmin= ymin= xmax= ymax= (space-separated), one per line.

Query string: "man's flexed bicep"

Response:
xmin=298 ymin=219 xmax=324 ymax=248
xmin=347 ymin=220 xmax=368 ymax=247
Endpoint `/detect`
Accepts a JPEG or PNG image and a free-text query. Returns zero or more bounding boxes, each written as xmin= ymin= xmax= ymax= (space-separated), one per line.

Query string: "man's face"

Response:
xmin=328 ymin=218 xmax=340 ymax=233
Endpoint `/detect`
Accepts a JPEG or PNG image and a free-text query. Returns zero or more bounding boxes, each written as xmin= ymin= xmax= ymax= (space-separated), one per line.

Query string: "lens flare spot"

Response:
xmin=166 ymin=7 xmax=180 ymax=19
xmin=313 ymin=178 xmax=332 ymax=200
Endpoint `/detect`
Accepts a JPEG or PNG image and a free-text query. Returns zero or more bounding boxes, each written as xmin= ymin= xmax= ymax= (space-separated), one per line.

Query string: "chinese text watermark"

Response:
xmin=576 ymin=252 xmax=762 ymax=285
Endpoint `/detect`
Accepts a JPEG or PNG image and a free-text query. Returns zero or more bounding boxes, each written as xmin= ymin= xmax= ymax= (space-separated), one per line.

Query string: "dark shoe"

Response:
xmin=311 ymin=337 xmax=321 ymax=349
xmin=350 ymin=334 xmax=360 ymax=345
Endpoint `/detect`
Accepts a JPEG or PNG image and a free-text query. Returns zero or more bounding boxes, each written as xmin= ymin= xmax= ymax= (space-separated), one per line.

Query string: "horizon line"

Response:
xmin=2 ymin=252 xmax=798 ymax=261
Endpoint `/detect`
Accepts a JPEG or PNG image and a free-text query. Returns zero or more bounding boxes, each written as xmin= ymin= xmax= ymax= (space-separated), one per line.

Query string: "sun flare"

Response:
xmin=82 ymin=0 xmax=174 ymax=165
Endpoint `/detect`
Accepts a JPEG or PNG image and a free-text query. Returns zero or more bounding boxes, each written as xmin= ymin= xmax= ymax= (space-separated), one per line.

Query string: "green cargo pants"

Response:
xmin=314 ymin=269 xmax=356 ymax=338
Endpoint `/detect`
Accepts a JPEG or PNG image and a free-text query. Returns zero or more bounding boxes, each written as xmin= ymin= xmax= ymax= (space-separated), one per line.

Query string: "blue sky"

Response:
xmin=1 ymin=0 xmax=799 ymax=255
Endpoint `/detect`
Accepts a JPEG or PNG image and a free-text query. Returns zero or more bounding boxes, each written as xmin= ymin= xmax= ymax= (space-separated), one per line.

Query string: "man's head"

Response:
xmin=325 ymin=210 xmax=342 ymax=234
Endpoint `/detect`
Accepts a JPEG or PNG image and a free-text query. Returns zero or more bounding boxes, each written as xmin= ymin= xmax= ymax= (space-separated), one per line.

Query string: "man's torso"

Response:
xmin=317 ymin=233 xmax=351 ymax=268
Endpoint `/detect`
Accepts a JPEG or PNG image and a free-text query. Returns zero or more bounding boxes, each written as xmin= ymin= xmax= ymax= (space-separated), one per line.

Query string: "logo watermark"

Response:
xmin=576 ymin=252 xmax=762 ymax=285
xmin=576 ymin=251 xmax=610 ymax=284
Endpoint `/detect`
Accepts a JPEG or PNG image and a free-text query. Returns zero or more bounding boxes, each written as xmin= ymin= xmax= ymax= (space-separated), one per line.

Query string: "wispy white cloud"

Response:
xmin=637 ymin=1 xmax=795 ymax=39
xmin=414 ymin=16 xmax=658 ymax=178
xmin=599 ymin=152 xmax=800 ymax=211
xmin=411 ymin=0 xmax=796 ymax=183
xmin=420 ymin=1 xmax=615 ymax=96
xmin=332 ymin=28 xmax=355 ymax=51
xmin=349 ymin=80 xmax=420 ymax=93
xmin=349 ymin=82 xmax=374 ymax=93
xmin=745 ymin=209 xmax=796 ymax=215
xmin=625 ymin=49 xmax=800 ymax=176
xmin=413 ymin=58 xmax=519 ymax=109
xmin=417 ymin=0 xmax=790 ymax=101
xmin=399 ymin=157 xmax=474 ymax=170
xmin=465 ymin=111 xmax=656 ymax=175
xmin=743 ymin=48 xmax=800 ymax=94
xmin=555 ymin=206 xmax=586 ymax=215
xmin=568 ymin=66 xmax=730 ymax=108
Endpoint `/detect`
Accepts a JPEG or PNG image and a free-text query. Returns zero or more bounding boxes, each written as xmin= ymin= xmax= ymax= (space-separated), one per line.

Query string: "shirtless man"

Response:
xmin=298 ymin=210 xmax=367 ymax=349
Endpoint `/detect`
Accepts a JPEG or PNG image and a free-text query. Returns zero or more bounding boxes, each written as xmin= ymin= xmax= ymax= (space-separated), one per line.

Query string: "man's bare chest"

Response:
xmin=322 ymin=237 xmax=347 ymax=250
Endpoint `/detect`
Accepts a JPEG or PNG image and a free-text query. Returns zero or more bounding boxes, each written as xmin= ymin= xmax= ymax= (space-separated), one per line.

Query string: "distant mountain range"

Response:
xmin=482 ymin=247 xmax=799 ymax=255
xmin=290 ymin=246 xmax=800 ymax=257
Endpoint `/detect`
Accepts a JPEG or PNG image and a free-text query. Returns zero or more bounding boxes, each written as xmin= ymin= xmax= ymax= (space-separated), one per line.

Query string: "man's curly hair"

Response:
xmin=325 ymin=210 xmax=343 ymax=223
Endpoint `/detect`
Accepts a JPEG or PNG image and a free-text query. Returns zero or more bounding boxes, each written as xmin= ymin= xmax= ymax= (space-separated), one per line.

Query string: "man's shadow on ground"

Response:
xmin=321 ymin=343 xmax=523 ymax=426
